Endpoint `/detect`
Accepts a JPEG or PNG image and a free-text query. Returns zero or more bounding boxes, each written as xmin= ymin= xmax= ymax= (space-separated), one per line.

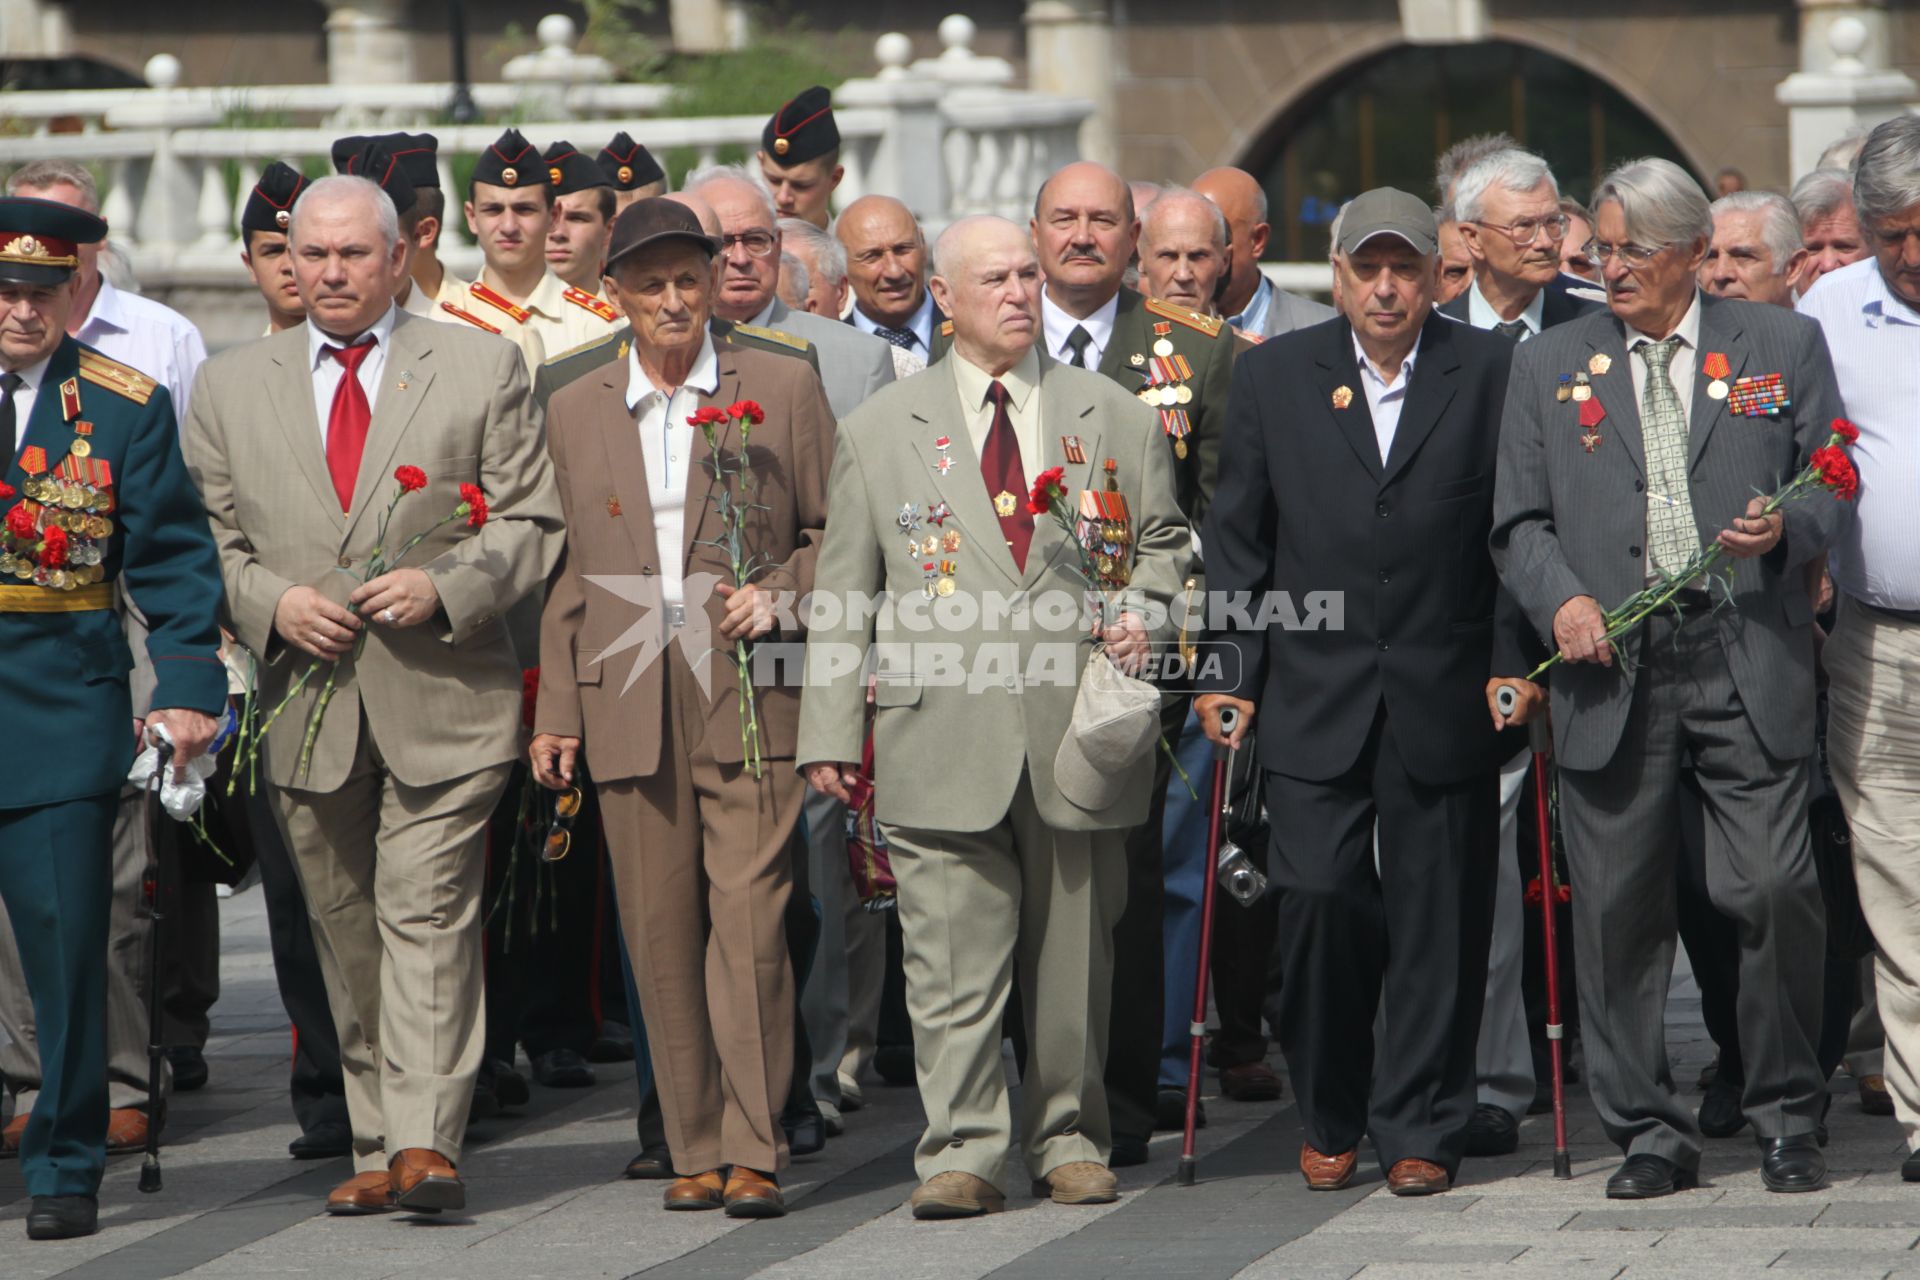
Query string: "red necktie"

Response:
xmin=980 ymin=380 xmax=1032 ymax=571
xmin=323 ymin=339 xmax=375 ymax=512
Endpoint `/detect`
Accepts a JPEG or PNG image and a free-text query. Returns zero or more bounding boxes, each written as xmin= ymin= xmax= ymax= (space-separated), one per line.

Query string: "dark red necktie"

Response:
xmin=323 ymin=339 xmax=376 ymax=512
xmin=979 ymin=380 xmax=1032 ymax=571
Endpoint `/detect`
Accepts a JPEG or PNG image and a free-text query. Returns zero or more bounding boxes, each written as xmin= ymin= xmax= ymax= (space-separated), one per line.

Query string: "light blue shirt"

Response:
xmin=1465 ymin=277 xmax=1546 ymax=339
xmin=1228 ymin=274 xmax=1273 ymax=336
xmin=1798 ymin=258 xmax=1920 ymax=610
xmin=851 ymin=290 xmax=935 ymax=353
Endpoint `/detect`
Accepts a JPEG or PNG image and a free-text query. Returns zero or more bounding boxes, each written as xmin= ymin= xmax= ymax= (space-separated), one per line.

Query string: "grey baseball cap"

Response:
xmin=1336 ymin=187 xmax=1438 ymax=256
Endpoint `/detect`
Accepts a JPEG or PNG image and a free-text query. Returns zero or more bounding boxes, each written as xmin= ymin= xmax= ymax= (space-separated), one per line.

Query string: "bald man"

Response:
xmin=1191 ymin=167 xmax=1335 ymax=339
xmin=837 ymin=195 xmax=952 ymax=364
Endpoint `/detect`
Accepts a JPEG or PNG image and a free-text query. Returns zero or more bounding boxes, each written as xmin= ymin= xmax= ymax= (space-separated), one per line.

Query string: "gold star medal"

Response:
xmin=994 ymin=491 xmax=1017 ymax=517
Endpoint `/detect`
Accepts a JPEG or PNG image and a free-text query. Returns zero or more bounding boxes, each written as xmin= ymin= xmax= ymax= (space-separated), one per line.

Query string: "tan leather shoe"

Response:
xmin=722 ymin=1167 xmax=786 ymax=1218
xmin=389 ymin=1148 xmax=464 ymax=1213
xmin=664 ymin=1169 xmax=726 ymax=1211
xmin=908 ymin=1170 xmax=1005 ymax=1219
xmin=1387 ymin=1157 xmax=1450 ymax=1196
xmin=1030 ymin=1160 xmax=1119 ymax=1204
xmin=1 ymin=1113 xmax=27 ymax=1158
xmin=1861 ymin=1074 xmax=1897 ymax=1117
xmin=106 ymin=1108 xmax=152 ymax=1154
xmin=1299 ymin=1143 xmax=1357 ymax=1190
xmin=325 ymin=1170 xmax=394 ymax=1216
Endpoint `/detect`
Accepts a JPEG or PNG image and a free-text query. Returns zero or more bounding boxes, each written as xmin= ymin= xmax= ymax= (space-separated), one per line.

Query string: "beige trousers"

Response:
xmin=1827 ymin=598 xmax=1920 ymax=1145
xmin=881 ymin=771 xmax=1128 ymax=1193
xmin=272 ymin=714 xmax=507 ymax=1174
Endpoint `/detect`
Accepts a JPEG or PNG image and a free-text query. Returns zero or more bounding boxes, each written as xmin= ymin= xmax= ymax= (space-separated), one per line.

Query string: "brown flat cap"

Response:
xmin=605 ymin=197 xmax=720 ymax=270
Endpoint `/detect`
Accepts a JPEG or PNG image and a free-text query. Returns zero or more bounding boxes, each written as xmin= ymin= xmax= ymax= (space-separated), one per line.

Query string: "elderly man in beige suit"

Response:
xmin=530 ymin=199 xmax=835 ymax=1218
xmin=798 ymin=215 xmax=1192 ymax=1218
xmin=182 ymin=175 xmax=563 ymax=1217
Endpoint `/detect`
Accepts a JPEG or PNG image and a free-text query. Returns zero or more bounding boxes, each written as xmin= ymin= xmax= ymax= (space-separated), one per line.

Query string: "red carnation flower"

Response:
xmin=38 ymin=523 xmax=68 ymax=568
xmin=1831 ymin=418 xmax=1860 ymax=447
xmin=394 ymin=465 xmax=428 ymax=493
xmin=459 ymin=482 xmax=490 ymax=528
xmin=688 ymin=406 xmax=728 ymax=429
xmin=5 ymin=502 xmax=35 ymax=541
xmin=0 ymin=482 xmax=13 ymax=500
xmin=1811 ymin=445 xmax=1859 ymax=502
xmin=727 ymin=399 xmax=765 ymax=425
xmin=1027 ymin=465 xmax=1068 ymax=515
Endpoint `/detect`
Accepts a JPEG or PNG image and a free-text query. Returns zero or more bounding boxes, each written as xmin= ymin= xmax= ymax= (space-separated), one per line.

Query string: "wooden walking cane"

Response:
xmin=1178 ymin=705 xmax=1238 ymax=1187
xmin=139 ymin=737 xmax=173 ymax=1194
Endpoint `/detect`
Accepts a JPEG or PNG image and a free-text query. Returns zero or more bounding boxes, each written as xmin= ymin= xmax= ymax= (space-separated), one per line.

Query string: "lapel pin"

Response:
xmin=1331 ymin=386 xmax=1353 ymax=410
xmin=1062 ymin=434 xmax=1086 ymax=464
xmin=1588 ymin=353 xmax=1612 ymax=377
xmin=606 ymin=495 xmax=622 ymax=518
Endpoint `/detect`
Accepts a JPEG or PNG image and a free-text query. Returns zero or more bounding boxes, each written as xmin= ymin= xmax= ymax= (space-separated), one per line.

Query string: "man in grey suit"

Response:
xmin=1192 ymin=166 xmax=1336 ymax=338
xmin=1492 ymin=157 xmax=1846 ymax=1200
xmin=799 ymin=215 xmax=1191 ymax=1218
xmin=684 ymin=166 xmax=893 ymax=418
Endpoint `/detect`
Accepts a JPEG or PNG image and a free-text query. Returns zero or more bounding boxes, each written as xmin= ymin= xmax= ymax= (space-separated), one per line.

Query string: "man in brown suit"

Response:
xmin=530 ymin=198 xmax=834 ymax=1218
xmin=183 ymin=175 xmax=563 ymax=1216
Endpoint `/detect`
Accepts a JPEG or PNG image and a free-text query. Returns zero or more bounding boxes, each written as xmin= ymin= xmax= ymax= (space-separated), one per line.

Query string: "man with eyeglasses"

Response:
xmin=1799 ymin=116 xmax=1920 ymax=1180
xmin=1494 ymin=156 xmax=1845 ymax=1200
xmin=1442 ymin=149 xmax=1602 ymax=338
xmin=682 ymin=166 xmax=893 ymax=420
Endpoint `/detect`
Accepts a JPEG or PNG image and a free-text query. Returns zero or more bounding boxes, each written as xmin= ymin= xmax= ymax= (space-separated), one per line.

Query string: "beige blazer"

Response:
xmin=534 ymin=343 xmax=835 ymax=781
xmin=796 ymin=353 xmax=1192 ymax=834
xmin=182 ymin=312 xmax=564 ymax=792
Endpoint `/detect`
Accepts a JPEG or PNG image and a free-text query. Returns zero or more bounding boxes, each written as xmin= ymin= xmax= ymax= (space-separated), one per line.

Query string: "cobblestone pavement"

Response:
xmin=2 ymin=893 xmax=1914 ymax=1278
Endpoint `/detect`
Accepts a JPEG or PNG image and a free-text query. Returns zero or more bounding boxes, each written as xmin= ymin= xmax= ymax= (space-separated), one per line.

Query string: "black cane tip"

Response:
xmin=139 ymin=1158 xmax=162 ymax=1193
xmin=1553 ymin=1151 xmax=1573 ymax=1180
xmin=1176 ymin=1157 xmax=1196 ymax=1187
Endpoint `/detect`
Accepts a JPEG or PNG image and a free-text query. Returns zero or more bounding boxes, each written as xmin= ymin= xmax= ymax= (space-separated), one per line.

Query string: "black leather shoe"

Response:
xmin=492 ymin=1061 xmax=531 ymax=1108
xmin=26 ymin=1195 xmax=98 ymax=1240
xmin=874 ymin=1045 xmax=915 ymax=1087
xmin=167 ymin=1046 xmax=209 ymax=1093
xmin=1109 ymin=1137 xmax=1150 ymax=1168
xmin=587 ymin=1020 xmax=635 ymax=1064
xmin=1605 ymin=1154 xmax=1698 ymax=1199
xmin=467 ymin=1076 xmax=500 ymax=1123
xmin=782 ymin=1111 xmax=825 ymax=1156
xmin=1697 ymin=1077 xmax=1747 ymax=1139
xmin=1902 ymin=1147 xmax=1920 ymax=1182
xmin=1155 ymin=1088 xmax=1204 ymax=1131
xmin=289 ymin=1120 xmax=352 ymax=1160
xmin=624 ymin=1145 xmax=675 ymax=1180
xmin=532 ymin=1048 xmax=596 ymax=1088
xmin=1759 ymin=1135 xmax=1826 ymax=1193
xmin=1464 ymin=1103 xmax=1519 ymax=1157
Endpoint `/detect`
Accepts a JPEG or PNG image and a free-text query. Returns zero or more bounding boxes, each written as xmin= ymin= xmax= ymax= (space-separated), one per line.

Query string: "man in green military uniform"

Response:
xmin=0 ymin=196 xmax=226 ymax=1240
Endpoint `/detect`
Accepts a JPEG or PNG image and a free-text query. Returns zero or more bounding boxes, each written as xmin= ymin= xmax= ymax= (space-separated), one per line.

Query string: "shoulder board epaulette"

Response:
xmin=940 ymin=319 xmax=954 ymax=337
xmin=1233 ymin=326 xmax=1264 ymax=346
xmin=1144 ymin=296 xmax=1224 ymax=338
xmin=730 ymin=323 xmax=809 ymax=352
xmin=76 ymin=349 xmax=156 ymax=405
xmin=562 ymin=286 xmax=618 ymax=323
xmin=542 ymin=331 xmax=622 ymax=366
xmin=470 ymin=282 xmax=531 ymax=325
xmin=440 ymin=301 xmax=503 ymax=335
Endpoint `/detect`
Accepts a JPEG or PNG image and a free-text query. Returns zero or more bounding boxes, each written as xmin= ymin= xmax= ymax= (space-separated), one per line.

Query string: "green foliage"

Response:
xmin=657 ymin=37 xmax=841 ymax=121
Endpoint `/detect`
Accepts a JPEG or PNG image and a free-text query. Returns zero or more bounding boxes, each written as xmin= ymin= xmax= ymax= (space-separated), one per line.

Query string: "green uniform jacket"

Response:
xmin=1096 ymin=289 xmax=1235 ymax=528
xmin=531 ymin=318 xmax=821 ymax=413
xmin=0 ymin=336 xmax=227 ymax=809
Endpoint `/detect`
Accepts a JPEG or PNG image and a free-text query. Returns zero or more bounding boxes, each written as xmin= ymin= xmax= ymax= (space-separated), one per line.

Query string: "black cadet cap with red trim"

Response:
xmin=0 ymin=196 xmax=106 ymax=286
xmin=336 ymin=140 xmax=418 ymax=217
xmin=762 ymin=85 xmax=839 ymax=167
xmin=473 ymin=128 xmax=539 ymax=190
xmin=331 ymin=132 xmax=440 ymax=190
xmin=596 ymin=132 xmax=664 ymax=192
xmin=542 ymin=140 xmax=606 ymax=196
xmin=241 ymin=161 xmax=309 ymax=237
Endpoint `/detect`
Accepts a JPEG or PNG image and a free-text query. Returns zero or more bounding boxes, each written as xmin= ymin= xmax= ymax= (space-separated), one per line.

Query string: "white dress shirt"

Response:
xmin=1799 ymin=258 xmax=1920 ymax=609
xmin=306 ymin=304 xmax=398 ymax=448
xmin=627 ymin=333 xmax=721 ymax=607
xmin=1040 ymin=288 xmax=1119 ymax=371
xmin=1623 ymin=290 xmax=1702 ymax=432
xmin=851 ymin=290 xmax=936 ymax=354
xmin=3 ymin=354 xmax=51 ymax=460
xmin=75 ymin=277 xmax=208 ymax=419
xmin=1466 ymin=278 xmax=1547 ymax=339
xmin=949 ymin=345 xmax=1043 ymax=484
xmin=1353 ymin=332 xmax=1419 ymax=462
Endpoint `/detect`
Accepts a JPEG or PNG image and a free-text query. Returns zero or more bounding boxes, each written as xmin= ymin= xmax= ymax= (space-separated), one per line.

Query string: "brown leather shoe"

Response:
xmin=1861 ymin=1074 xmax=1897 ymax=1117
xmin=106 ymin=1108 xmax=153 ymax=1154
xmin=722 ymin=1166 xmax=786 ymax=1218
xmin=1387 ymin=1157 xmax=1451 ymax=1196
xmin=1030 ymin=1160 xmax=1119 ymax=1204
xmin=389 ymin=1148 xmax=464 ymax=1213
xmin=1300 ymin=1143 xmax=1357 ymax=1190
xmin=1 ymin=1113 xmax=26 ymax=1158
xmin=1220 ymin=1061 xmax=1284 ymax=1102
xmin=908 ymin=1170 xmax=1005 ymax=1219
xmin=325 ymin=1170 xmax=394 ymax=1216
xmin=664 ymin=1169 xmax=725 ymax=1211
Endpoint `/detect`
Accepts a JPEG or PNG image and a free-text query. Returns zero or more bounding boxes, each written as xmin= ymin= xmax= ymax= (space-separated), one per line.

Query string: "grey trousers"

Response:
xmin=1476 ymin=751 xmax=1538 ymax=1121
xmin=1557 ymin=616 xmax=1826 ymax=1168
xmin=798 ymin=789 xmax=885 ymax=1106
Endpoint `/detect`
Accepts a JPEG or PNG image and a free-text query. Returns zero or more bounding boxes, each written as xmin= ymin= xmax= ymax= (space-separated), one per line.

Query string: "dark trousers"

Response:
xmin=1261 ymin=705 xmax=1497 ymax=1177
xmin=1209 ymin=888 xmax=1278 ymax=1069
xmin=0 ymin=794 xmax=115 ymax=1197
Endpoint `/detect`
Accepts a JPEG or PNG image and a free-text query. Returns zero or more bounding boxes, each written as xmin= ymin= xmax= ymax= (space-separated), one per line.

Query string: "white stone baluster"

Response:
xmin=100 ymin=159 xmax=139 ymax=249
xmin=195 ymin=159 xmax=232 ymax=248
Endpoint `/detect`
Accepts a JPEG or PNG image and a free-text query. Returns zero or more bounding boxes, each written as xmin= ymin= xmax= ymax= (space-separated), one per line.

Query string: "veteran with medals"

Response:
xmin=0 ymin=196 xmax=226 ymax=1241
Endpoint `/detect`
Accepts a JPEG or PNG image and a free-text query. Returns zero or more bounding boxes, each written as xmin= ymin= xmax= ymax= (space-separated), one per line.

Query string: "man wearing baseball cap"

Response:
xmin=1197 ymin=188 xmax=1535 ymax=1196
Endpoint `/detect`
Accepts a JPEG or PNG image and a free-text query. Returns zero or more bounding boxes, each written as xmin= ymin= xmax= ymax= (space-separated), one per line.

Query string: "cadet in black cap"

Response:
xmin=598 ymin=132 xmax=666 ymax=215
xmin=757 ymin=86 xmax=843 ymax=231
xmin=333 ymin=132 xmax=463 ymax=313
xmin=239 ymin=161 xmax=309 ymax=334
xmin=334 ymin=140 xmax=436 ymax=317
xmin=542 ymin=140 xmax=620 ymax=309
xmin=0 ymin=194 xmax=227 ymax=1242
